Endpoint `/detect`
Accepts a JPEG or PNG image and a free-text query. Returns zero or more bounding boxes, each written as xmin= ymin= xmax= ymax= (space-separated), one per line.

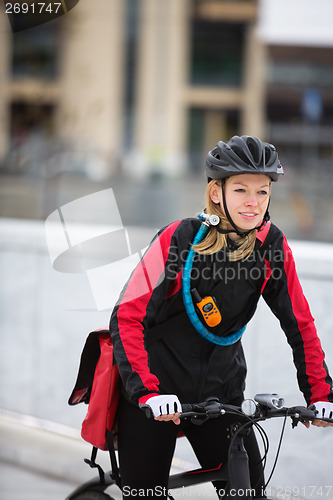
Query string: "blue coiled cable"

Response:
xmin=182 ymin=214 xmax=246 ymax=346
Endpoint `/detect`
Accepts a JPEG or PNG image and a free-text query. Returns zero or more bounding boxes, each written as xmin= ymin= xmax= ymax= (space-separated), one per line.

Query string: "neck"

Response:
xmin=227 ymin=231 xmax=242 ymax=242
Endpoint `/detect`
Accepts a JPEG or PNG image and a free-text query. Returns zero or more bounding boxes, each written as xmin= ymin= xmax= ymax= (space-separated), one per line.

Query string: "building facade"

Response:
xmin=0 ymin=0 xmax=332 ymax=179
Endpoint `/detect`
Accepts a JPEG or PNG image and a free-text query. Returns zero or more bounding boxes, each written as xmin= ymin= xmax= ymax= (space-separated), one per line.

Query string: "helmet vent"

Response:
xmin=232 ymin=145 xmax=248 ymax=164
xmin=264 ymin=146 xmax=272 ymax=166
xmin=247 ymin=140 xmax=260 ymax=164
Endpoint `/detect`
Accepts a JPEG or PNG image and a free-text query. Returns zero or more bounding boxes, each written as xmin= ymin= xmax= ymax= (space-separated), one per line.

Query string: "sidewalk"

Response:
xmin=0 ymin=414 xmax=216 ymax=500
xmin=0 ymin=414 xmax=109 ymax=500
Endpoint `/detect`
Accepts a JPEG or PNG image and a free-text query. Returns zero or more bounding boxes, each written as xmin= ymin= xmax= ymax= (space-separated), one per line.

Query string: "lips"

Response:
xmin=239 ymin=212 xmax=259 ymax=220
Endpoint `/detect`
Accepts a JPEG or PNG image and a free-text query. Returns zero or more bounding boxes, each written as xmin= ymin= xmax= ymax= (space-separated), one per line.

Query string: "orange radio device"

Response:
xmin=191 ymin=289 xmax=222 ymax=328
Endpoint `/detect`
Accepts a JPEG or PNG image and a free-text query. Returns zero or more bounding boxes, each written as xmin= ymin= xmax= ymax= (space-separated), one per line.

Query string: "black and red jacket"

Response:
xmin=110 ymin=218 xmax=333 ymax=407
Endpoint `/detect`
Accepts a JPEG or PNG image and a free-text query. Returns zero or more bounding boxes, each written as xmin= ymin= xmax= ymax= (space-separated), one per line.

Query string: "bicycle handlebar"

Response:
xmin=179 ymin=397 xmax=333 ymax=426
xmin=142 ymin=394 xmax=333 ymax=426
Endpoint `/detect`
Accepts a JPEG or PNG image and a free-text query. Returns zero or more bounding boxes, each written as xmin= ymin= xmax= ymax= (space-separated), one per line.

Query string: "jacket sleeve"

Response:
xmin=109 ymin=220 xmax=183 ymax=405
xmin=262 ymin=231 xmax=333 ymax=405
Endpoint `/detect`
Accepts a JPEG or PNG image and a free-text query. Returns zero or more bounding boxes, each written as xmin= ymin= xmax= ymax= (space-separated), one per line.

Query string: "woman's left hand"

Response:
xmin=304 ymin=401 xmax=333 ymax=428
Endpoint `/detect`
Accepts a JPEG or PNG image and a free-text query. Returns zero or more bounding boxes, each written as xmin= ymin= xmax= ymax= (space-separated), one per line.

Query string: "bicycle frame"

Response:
xmin=66 ymin=447 xmax=249 ymax=499
xmin=66 ymin=421 xmax=255 ymax=499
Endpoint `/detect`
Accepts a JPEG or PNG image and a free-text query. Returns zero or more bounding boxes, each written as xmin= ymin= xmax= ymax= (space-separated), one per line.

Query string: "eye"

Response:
xmin=259 ymin=190 xmax=268 ymax=196
xmin=234 ymin=188 xmax=245 ymax=193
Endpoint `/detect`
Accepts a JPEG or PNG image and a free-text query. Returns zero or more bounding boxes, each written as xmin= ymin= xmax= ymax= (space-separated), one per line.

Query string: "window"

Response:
xmin=187 ymin=107 xmax=240 ymax=172
xmin=190 ymin=20 xmax=245 ymax=86
xmin=11 ymin=20 xmax=62 ymax=79
xmin=268 ymin=61 xmax=333 ymax=88
xmin=10 ymin=102 xmax=55 ymax=145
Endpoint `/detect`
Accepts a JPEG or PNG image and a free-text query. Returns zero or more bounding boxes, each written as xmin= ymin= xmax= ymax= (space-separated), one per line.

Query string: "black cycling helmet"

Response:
xmin=206 ymin=135 xmax=284 ymax=182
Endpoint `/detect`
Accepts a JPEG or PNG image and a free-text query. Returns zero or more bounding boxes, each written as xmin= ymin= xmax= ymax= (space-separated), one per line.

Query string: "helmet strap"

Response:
xmin=216 ymin=180 xmax=270 ymax=238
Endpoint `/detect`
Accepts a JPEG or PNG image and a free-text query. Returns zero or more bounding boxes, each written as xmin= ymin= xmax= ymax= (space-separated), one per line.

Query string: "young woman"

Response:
xmin=110 ymin=135 xmax=333 ymax=499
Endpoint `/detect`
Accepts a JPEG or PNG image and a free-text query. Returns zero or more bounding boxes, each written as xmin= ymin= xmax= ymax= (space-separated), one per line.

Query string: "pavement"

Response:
xmin=0 ymin=413 xmax=217 ymax=500
xmin=0 ymin=413 xmax=106 ymax=500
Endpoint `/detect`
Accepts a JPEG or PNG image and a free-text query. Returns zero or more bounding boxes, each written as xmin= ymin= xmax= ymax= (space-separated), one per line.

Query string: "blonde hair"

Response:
xmin=193 ymin=179 xmax=257 ymax=261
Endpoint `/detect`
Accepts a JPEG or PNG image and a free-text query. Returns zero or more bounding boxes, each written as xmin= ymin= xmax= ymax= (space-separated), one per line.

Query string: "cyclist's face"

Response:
xmin=210 ymin=174 xmax=271 ymax=235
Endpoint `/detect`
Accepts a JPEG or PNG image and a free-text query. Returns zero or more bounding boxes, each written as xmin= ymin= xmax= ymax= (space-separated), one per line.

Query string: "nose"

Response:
xmin=244 ymin=194 xmax=258 ymax=207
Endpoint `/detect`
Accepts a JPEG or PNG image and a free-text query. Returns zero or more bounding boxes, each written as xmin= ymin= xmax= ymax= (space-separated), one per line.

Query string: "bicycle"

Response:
xmin=65 ymin=394 xmax=332 ymax=500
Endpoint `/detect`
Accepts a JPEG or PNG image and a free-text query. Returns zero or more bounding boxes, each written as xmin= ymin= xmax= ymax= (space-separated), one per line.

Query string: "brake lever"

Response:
xmin=288 ymin=406 xmax=316 ymax=428
xmin=180 ymin=400 xmax=224 ymax=425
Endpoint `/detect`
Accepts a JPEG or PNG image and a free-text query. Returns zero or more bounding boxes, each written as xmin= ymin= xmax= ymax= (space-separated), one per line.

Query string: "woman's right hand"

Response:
xmin=140 ymin=394 xmax=181 ymax=425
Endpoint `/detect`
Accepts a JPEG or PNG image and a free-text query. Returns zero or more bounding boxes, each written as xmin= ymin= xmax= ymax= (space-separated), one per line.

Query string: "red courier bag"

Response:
xmin=68 ymin=329 xmax=120 ymax=451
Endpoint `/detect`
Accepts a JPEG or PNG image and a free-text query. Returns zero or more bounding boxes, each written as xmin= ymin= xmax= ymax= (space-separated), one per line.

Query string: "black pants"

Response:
xmin=117 ymin=397 xmax=265 ymax=499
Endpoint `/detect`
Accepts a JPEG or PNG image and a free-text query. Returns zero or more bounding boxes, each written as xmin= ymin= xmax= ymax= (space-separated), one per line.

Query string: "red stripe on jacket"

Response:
xmin=282 ymin=236 xmax=329 ymax=403
xmin=256 ymin=221 xmax=271 ymax=245
xmin=261 ymin=260 xmax=272 ymax=294
xmin=165 ymin=270 xmax=182 ymax=299
xmin=115 ymin=220 xmax=182 ymax=394
xmin=257 ymin=222 xmax=272 ymax=295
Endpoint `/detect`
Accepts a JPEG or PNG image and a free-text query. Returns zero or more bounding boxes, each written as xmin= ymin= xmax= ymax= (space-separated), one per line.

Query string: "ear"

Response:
xmin=210 ymin=184 xmax=221 ymax=204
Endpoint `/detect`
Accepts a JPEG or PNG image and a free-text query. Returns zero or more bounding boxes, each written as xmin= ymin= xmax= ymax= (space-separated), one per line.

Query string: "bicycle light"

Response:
xmin=254 ymin=393 xmax=285 ymax=409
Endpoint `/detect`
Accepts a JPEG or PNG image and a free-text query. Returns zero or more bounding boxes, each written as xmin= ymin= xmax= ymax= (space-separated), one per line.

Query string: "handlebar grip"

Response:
xmin=318 ymin=417 xmax=333 ymax=423
xmin=308 ymin=404 xmax=333 ymax=423
xmin=139 ymin=404 xmax=154 ymax=419
xmin=181 ymin=404 xmax=193 ymax=413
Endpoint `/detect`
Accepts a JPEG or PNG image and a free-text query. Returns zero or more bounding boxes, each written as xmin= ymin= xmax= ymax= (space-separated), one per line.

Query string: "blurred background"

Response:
xmin=1 ymin=0 xmax=333 ymax=237
xmin=0 ymin=1 xmax=333 ymax=499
